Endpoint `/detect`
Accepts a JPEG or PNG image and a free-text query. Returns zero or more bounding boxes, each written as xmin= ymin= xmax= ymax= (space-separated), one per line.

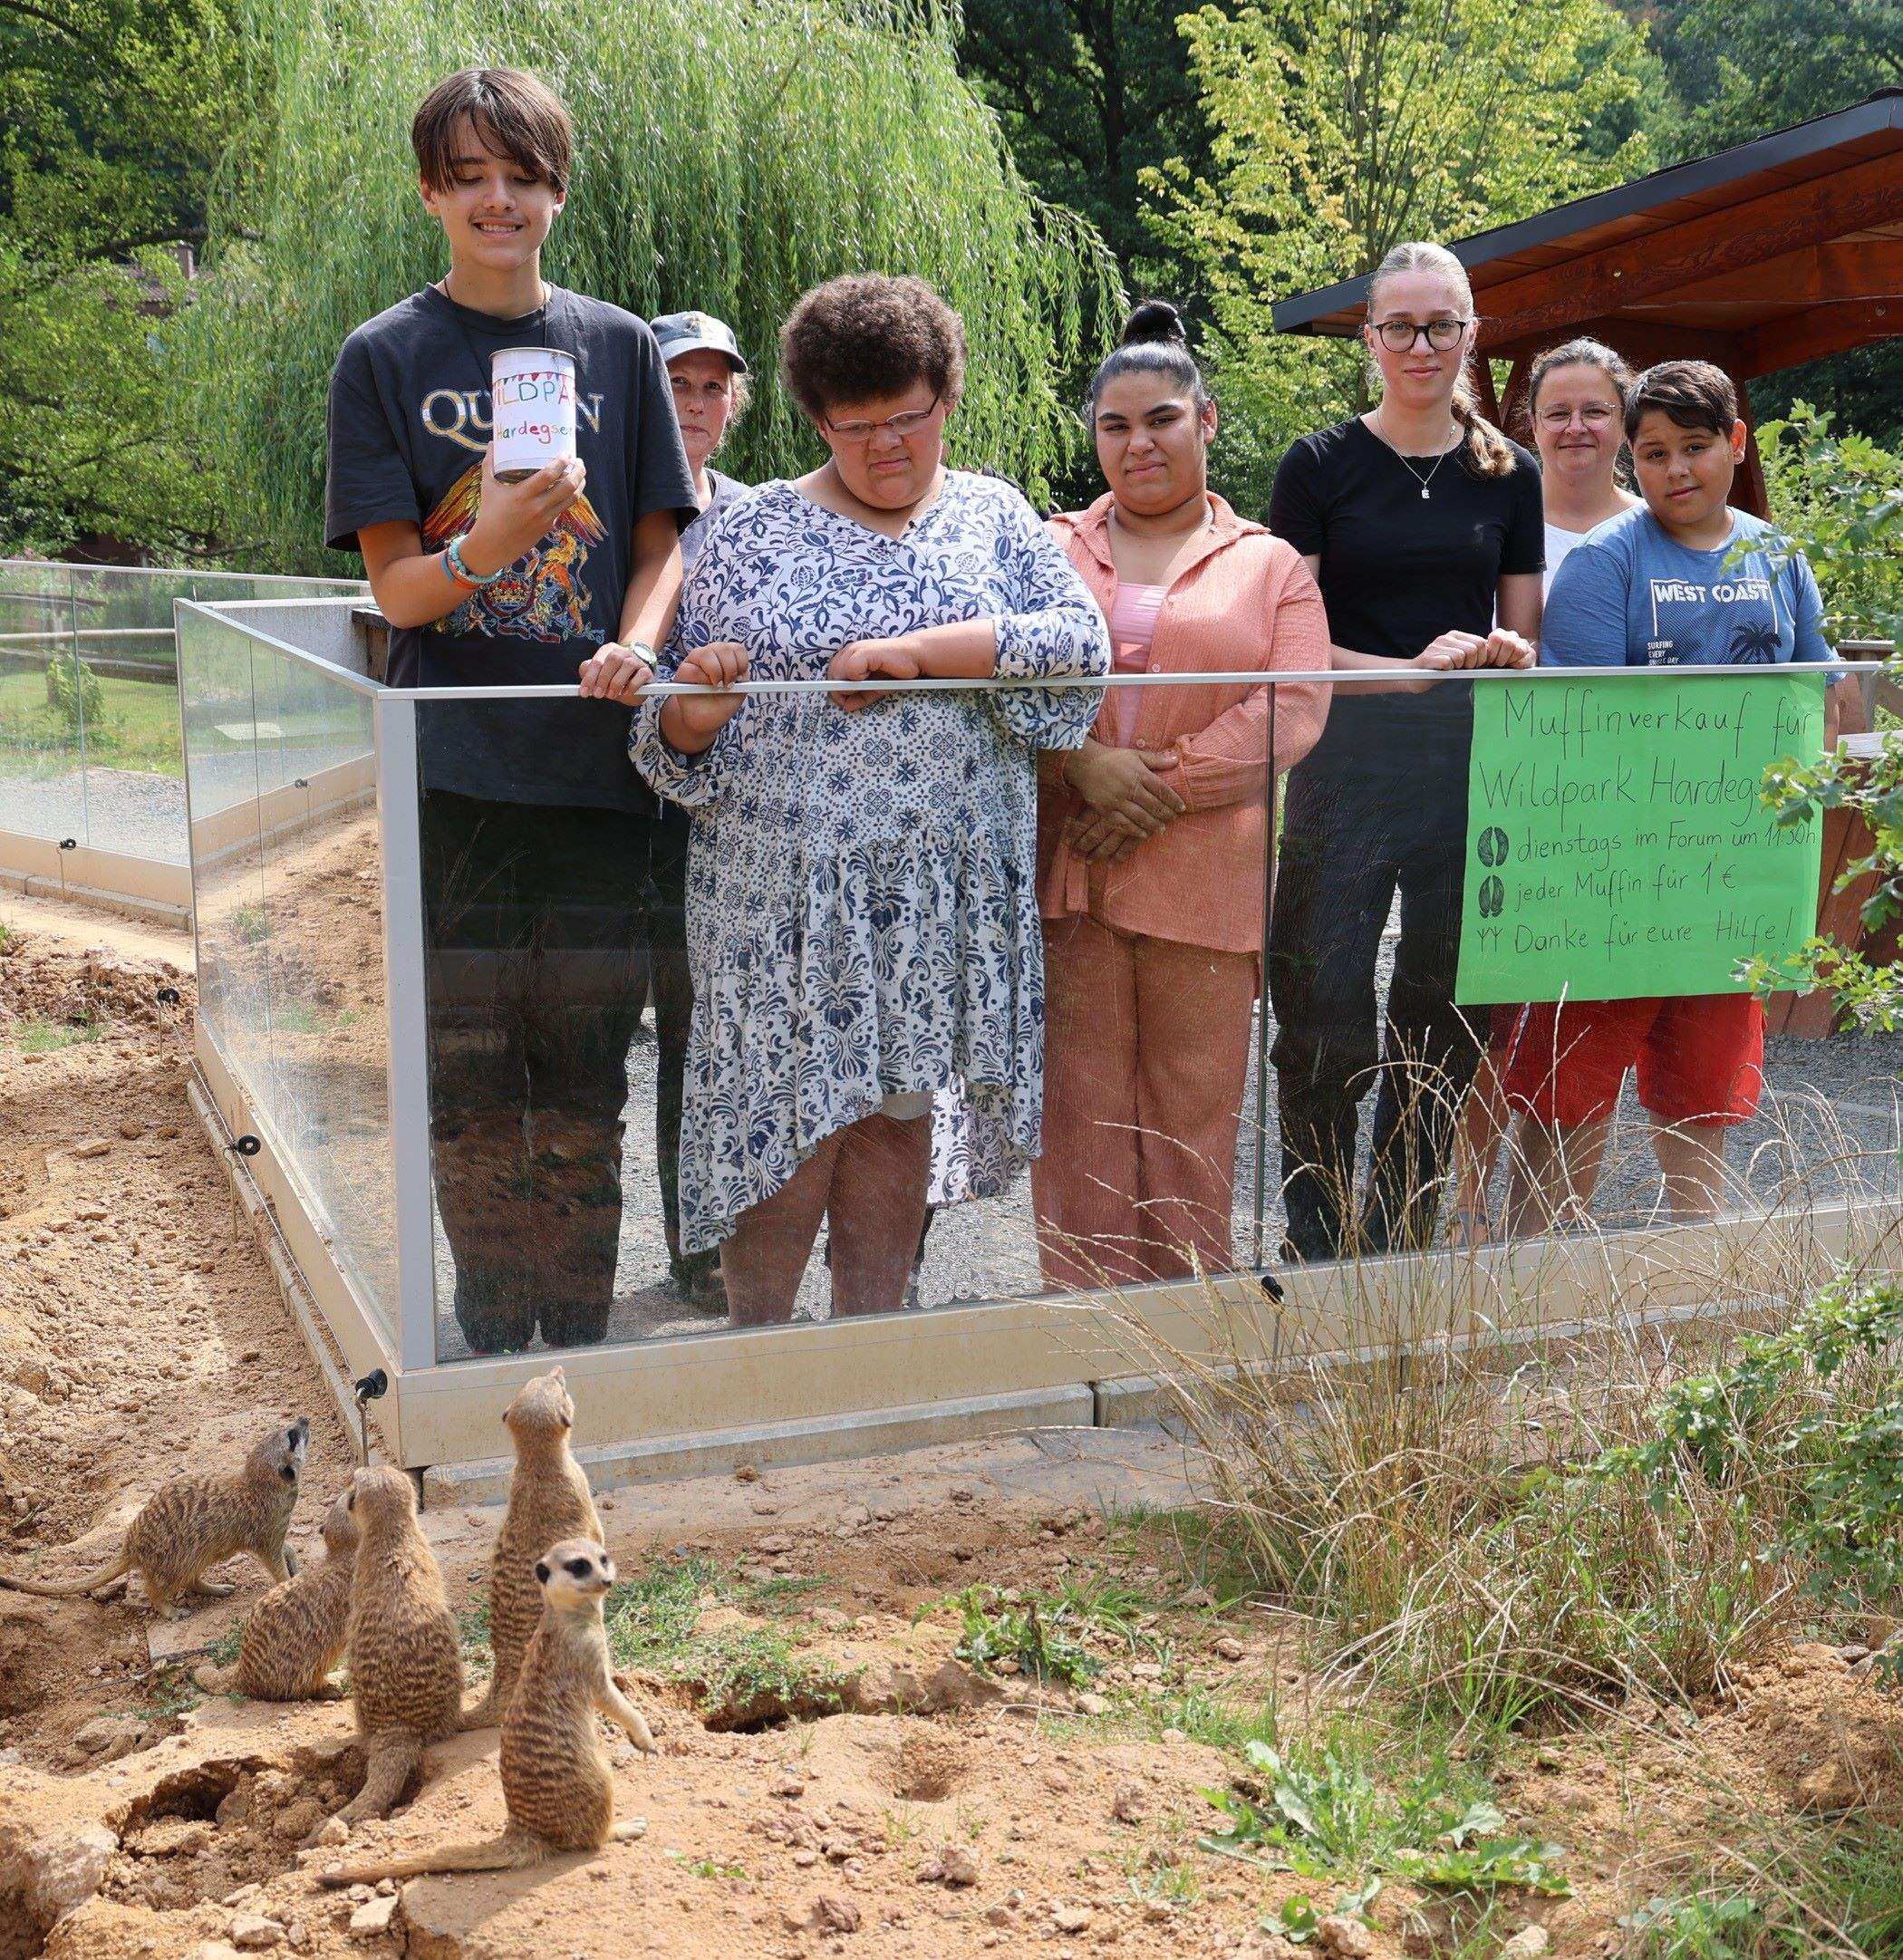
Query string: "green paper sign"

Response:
xmin=1455 ymin=671 xmax=1824 ymax=1005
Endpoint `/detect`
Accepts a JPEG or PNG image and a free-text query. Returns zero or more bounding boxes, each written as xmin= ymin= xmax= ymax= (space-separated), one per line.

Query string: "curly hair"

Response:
xmin=778 ymin=275 xmax=966 ymax=423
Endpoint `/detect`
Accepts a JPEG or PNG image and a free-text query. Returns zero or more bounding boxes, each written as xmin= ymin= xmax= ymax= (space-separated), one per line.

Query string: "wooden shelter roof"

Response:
xmin=1271 ymin=91 xmax=1903 ymax=378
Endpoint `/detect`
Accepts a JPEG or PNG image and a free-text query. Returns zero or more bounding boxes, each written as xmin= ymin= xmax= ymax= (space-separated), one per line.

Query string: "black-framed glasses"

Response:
xmin=1373 ymin=317 xmax=1472 ymax=352
xmin=824 ymin=395 xmax=942 ymax=443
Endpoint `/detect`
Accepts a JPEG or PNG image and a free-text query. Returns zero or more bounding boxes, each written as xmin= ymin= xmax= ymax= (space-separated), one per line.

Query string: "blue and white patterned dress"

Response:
xmin=632 ymin=470 xmax=1110 ymax=1254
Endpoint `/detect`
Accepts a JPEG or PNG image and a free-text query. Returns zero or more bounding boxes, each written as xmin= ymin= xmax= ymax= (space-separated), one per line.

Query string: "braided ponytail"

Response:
xmin=1368 ymin=240 xmax=1515 ymax=478
xmin=1449 ymin=368 xmax=1515 ymax=478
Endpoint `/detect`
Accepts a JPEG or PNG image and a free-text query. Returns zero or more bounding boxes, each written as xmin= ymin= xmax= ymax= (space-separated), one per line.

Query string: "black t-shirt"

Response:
xmin=1269 ymin=416 xmax=1544 ymax=771
xmin=325 ymin=284 xmax=697 ymax=812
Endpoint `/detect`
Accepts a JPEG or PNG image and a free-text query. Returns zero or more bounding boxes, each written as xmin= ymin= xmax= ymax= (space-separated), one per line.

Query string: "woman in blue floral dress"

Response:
xmin=632 ymin=275 xmax=1110 ymax=1326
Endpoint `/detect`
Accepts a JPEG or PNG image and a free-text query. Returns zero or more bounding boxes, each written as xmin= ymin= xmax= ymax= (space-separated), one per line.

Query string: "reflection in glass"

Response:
xmin=400 ymin=665 xmax=1903 ymax=1365
xmin=179 ymin=604 xmax=401 ymax=1344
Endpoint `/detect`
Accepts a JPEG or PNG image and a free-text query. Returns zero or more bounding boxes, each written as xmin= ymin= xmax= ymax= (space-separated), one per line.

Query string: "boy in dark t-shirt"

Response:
xmin=324 ymin=66 xmax=697 ymax=1356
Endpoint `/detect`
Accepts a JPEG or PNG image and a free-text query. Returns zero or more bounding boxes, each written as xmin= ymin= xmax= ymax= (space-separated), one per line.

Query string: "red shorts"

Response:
xmin=1502 ymin=994 xmax=1764 ymax=1129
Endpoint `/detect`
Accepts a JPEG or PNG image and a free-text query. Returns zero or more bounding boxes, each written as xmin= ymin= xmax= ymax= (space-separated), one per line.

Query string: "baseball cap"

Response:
xmin=651 ymin=310 xmax=749 ymax=374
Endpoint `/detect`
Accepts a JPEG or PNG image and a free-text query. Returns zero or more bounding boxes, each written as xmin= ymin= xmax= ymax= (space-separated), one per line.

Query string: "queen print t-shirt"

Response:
xmin=1541 ymin=504 xmax=1835 ymax=673
xmin=325 ymin=284 xmax=696 ymax=811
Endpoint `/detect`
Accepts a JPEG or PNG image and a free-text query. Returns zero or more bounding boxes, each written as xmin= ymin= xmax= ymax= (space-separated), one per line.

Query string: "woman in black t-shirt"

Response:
xmin=1267 ymin=239 xmax=1543 ymax=1262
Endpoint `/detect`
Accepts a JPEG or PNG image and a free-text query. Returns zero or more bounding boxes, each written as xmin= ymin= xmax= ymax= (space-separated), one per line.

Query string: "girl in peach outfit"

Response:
xmin=1034 ymin=303 xmax=1331 ymax=1287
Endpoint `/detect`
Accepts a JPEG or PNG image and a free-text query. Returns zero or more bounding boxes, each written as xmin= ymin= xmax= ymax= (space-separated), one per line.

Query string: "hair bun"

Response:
xmin=1119 ymin=299 xmax=1188 ymax=351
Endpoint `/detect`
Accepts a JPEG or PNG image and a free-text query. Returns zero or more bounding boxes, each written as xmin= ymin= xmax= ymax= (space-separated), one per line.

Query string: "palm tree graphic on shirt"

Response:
xmin=1727 ymin=619 xmax=1782 ymax=664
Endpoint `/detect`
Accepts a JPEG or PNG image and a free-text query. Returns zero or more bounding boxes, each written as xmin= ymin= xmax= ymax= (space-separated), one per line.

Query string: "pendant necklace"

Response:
xmin=1372 ymin=412 xmax=1457 ymax=499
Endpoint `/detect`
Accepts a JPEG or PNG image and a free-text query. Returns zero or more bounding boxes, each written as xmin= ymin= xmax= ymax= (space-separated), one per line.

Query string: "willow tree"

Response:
xmin=189 ymin=0 xmax=1120 ymax=570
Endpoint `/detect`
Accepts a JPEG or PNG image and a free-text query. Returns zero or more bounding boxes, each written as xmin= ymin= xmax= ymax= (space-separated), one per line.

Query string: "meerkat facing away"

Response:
xmin=0 ymin=1418 xmax=308 ymax=1619
xmin=306 ymin=1465 xmax=464 ymax=1843
xmin=195 ymin=1489 xmax=358 ymax=1701
xmin=460 ymin=1366 xmax=602 ymax=1732
xmin=319 ymin=1538 xmax=655 ymax=1883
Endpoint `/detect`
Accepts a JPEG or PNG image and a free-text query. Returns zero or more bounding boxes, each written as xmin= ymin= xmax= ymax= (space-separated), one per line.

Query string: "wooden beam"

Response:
xmin=1627 ymin=237 xmax=1903 ymax=311
xmin=1719 ymin=363 xmax=1769 ymax=517
xmin=1500 ymin=355 xmax=1533 ymax=445
xmin=1484 ymin=315 xmax=1741 ymax=372
xmin=1472 ymin=151 xmax=1903 ymax=349
xmin=1735 ymin=299 xmax=1903 ymax=376
xmin=1467 ymin=351 xmax=1502 ymax=423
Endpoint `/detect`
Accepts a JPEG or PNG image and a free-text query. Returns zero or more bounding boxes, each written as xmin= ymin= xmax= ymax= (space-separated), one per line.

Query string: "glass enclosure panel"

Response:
xmin=180 ymin=604 xmax=271 ymax=1096
xmin=417 ymin=676 xmax=1283 ymax=1362
xmin=1318 ymin=663 xmax=1903 ymax=1255
xmin=179 ymin=602 xmax=400 ymax=1346
xmin=249 ymin=637 xmax=398 ymax=1338
xmin=0 ymin=562 xmax=87 ymax=848
xmin=0 ymin=561 xmax=365 ymax=869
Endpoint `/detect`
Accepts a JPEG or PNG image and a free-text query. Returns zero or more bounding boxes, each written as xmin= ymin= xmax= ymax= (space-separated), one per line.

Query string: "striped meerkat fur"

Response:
xmin=460 ymin=1367 xmax=602 ymax=1731
xmin=304 ymin=1465 xmax=463 ymax=1844
xmin=0 ymin=1419 xmax=308 ymax=1619
xmin=196 ymin=1489 xmax=357 ymax=1700
xmin=319 ymin=1538 xmax=656 ymax=1881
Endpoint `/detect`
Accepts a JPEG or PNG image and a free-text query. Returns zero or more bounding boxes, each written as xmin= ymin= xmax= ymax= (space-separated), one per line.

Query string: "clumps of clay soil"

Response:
xmin=105 ymin=1749 xmax=364 ymax=1910
xmin=1713 ymin=1640 xmax=1903 ymax=1815
xmin=0 ymin=939 xmax=192 ymax=1040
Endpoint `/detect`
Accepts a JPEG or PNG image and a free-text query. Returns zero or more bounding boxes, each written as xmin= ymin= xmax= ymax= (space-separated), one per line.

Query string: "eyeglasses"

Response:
xmin=1536 ymin=404 xmax=1620 ymax=429
xmin=1372 ymin=317 xmax=1472 ymax=352
xmin=824 ymin=396 xmax=942 ymax=443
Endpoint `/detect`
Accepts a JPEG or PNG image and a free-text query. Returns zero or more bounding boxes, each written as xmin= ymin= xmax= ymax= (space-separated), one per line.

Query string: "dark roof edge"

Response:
xmin=1272 ymin=91 xmax=1903 ymax=334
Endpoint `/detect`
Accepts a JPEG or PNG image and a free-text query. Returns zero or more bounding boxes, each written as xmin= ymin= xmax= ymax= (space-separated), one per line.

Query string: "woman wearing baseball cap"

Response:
xmin=653 ymin=309 xmax=751 ymax=558
xmin=648 ymin=307 xmax=752 ymax=1309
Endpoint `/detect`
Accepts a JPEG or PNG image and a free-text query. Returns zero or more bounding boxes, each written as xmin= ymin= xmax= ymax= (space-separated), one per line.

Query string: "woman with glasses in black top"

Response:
xmin=1267 ymin=239 xmax=1542 ymax=1261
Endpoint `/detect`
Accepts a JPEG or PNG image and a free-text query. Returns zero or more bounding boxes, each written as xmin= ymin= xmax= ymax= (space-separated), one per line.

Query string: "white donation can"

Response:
xmin=492 ymin=347 xmax=577 ymax=481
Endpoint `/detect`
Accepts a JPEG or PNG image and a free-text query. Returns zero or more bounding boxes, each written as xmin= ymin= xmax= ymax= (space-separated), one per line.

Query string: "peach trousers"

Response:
xmin=1034 ymin=914 xmax=1259 ymax=1289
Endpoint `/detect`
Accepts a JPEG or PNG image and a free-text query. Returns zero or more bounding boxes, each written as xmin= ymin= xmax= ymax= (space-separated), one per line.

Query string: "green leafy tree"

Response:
xmin=0 ymin=0 xmax=246 ymax=556
xmin=1144 ymin=0 xmax=1658 ymax=513
xmin=957 ymin=0 xmax=1213 ymax=287
xmin=1630 ymin=1 xmax=1903 ymax=447
xmin=1633 ymin=0 xmax=1903 ymax=160
xmin=187 ymin=0 xmax=1122 ymax=571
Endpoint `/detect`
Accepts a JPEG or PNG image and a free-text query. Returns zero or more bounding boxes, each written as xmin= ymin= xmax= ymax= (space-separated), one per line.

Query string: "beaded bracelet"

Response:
xmin=444 ymin=534 xmax=504 ymax=589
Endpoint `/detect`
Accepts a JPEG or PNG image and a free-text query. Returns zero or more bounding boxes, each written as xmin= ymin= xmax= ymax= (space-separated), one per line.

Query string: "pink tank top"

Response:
xmin=1107 ymin=581 xmax=1165 ymax=746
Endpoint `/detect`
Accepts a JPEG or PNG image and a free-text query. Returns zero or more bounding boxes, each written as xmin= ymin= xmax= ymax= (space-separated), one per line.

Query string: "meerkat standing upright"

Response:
xmin=0 ymin=1419 xmax=308 ymax=1618
xmin=195 ymin=1489 xmax=358 ymax=1700
xmin=306 ymin=1465 xmax=463 ymax=1843
xmin=461 ymin=1366 xmax=602 ymax=1731
xmin=319 ymin=1538 xmax=656 ymax=1883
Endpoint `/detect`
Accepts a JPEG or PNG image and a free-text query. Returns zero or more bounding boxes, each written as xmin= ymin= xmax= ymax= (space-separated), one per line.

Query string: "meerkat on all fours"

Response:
xmin=195 ymin=1488 xmax=358 ymax=1701
xmin=0 ymin=1418 xmax=309 ymax=1619
xmin=460 ymin=1366 xmax=603 ymax=1732
xmin=307 ymin=1465 xmax=463 ymax=1844
xmin=319 ymin=1538 xmax=655 ymax=1883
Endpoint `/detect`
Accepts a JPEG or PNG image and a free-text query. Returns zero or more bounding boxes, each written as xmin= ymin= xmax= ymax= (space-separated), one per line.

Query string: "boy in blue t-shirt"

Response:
xmin=1506 ymin=359 xmax=1843 ymax=1228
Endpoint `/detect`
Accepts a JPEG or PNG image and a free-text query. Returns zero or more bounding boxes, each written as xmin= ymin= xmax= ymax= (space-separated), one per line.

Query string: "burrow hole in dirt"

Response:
xmin=104 ymin=1750 xmax=366 ymax=1913
xmin=875 ymin=1729 xmax=971 ymax=1803
xmin=690 ymin=1679 xmax=850 ymax=1734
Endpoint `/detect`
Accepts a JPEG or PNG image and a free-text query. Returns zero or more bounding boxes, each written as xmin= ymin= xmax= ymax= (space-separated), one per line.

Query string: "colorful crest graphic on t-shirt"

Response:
xmin=421 ymin=462 xmax=606 ymax=644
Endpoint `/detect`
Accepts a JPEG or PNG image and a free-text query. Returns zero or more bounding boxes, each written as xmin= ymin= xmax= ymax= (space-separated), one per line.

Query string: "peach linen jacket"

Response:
xmin=1037 ymin=492 xmax=1332 ymax=954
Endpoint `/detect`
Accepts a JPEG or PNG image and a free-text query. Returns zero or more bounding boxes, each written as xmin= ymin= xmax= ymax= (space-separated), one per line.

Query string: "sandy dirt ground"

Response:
xmin=2 ymin=903 xmax=1899 ymax=1960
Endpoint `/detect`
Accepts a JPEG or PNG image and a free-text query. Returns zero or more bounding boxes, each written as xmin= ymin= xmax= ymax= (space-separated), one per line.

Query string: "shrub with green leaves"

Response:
xmin=951 ymin=1584 xmax=1101 ymax=1686
xmin=1741 ymin=401 xmax=1903 ymax=1027
xmin=1759 ymin=402 xmax=1903 ymax=646
xmin=188 ymin=0 xmax=1120 ymax=570
xmin=1200 ymin=1736 xmax=1570 ymax=1899
xmin=43 ymin=652 xmax=104 ymax=736
xmin=1601 ymin=1277 xmax=1903 ymax=1614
